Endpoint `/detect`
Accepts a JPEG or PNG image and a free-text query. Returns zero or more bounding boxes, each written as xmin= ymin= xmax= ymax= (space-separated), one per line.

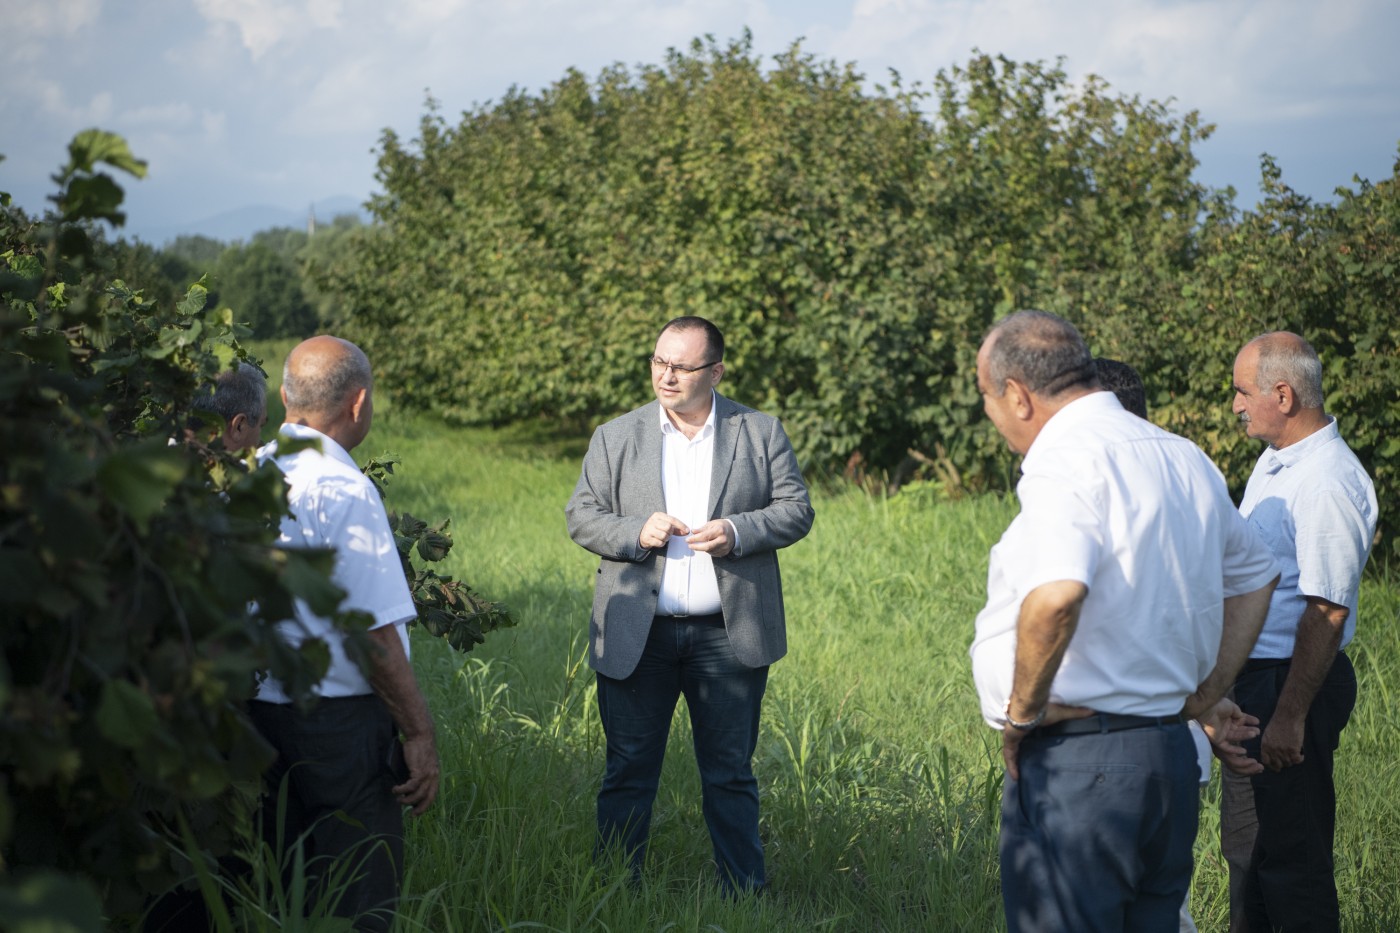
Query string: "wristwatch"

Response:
xmin=1004 ymin=699 xmax=1046 ymax=732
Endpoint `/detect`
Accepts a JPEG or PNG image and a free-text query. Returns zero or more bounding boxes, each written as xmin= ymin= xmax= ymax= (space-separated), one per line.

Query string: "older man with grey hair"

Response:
xmin=251 ymin=335 xmax=438 ymax=932
xmin=191 ymin=361 xmax=267 ymax=450
xmin=1222 ymin=331 xmax=1378 ymax=933
xmin=970 ymin=310 xmax=1279 ymax=932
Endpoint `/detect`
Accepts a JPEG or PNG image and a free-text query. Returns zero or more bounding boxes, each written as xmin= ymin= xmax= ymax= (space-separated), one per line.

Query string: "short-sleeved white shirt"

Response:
xmin=1239 ymin=417 xmax=1377 ymax=658
xmin=255 ymin=423 xmax=416 ymax=703
xmin=970 ymin=392 xmax=1279 ymax=727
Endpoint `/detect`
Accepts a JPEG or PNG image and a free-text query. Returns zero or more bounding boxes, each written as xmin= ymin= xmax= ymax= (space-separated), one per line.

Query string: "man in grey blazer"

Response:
xmin=566 ymin=315 xmax=814 ymax=895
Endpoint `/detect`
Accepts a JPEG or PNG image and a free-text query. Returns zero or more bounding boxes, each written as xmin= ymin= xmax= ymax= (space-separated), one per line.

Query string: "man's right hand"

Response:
xmin=1198 ymin=697 xmax=1264 ymax=776
xmin=639 ymin=512 xmax=689 ymax=550
xmin=393 ymin=733 xmax=440 ymax=816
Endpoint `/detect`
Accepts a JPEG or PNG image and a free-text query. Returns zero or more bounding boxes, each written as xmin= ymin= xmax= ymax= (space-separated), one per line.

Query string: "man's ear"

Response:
xmin=1007 ymin=379 xmax=1034 ymax=420
xmin=350 ymin=387 xmax=368 ymax=422
xmin=1274 ymin=381 xmax=1297 ymax=414
xmin=280 ymin=384 xmax=290 ymax=406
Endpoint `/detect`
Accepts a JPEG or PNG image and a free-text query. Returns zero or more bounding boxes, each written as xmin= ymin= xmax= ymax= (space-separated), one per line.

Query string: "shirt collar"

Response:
xmin=266 ymin=422 xmax=360 ymax=472
xmin=1021 ymin=391 xmax=1122 ymax=471
xmin=657 ymin=391 xmax=718 ymax=439
xmin=1265 ymin=415 xmax=1339 ymax=473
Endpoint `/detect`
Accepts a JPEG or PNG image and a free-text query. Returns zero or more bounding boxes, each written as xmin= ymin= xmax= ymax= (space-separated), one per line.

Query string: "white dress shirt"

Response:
xmin=255 ymin=423 xmax=416 ymax=702
xmin=655 ymin=397 xmax=724 ymax=617
xmin=970 ymin=392 xmax=1279 ymax=726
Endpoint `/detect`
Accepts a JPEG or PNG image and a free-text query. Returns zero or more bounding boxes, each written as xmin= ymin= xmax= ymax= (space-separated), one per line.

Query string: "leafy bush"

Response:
xmin=0 ymin=132 xmax=513 ymax=928
xmin=0 ymin=131 xmax=341 ymax=927
xmin=322 ymin=36 xmax=1396 ymax=557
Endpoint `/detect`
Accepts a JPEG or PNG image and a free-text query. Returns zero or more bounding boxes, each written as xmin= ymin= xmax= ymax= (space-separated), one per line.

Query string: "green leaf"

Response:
xmin=0 ymin=871 xmax=106 ymax=933
xmin=96 ymin=440 xmax=188 ymax=530
xmin=67 ymin=129 xmax=148 ymax=179
xmin=177 ymin=282 xmax=209 ymax=317
xmin=60 ymin=173 xmax=127 ymax=224
xmin=95 ymin=679 xmax=159 ymax=750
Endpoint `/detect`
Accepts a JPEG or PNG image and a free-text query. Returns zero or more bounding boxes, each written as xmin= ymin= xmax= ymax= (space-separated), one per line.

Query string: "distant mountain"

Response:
xmin=132 ymin=196 xmax=372 ymax=246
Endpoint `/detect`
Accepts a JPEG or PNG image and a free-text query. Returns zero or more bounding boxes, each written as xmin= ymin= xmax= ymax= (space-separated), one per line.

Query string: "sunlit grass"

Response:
xmin=236 ymin=343 xmax=1400 ymax=930
xmin=351 ymin=406 xmax=1400 ymax=932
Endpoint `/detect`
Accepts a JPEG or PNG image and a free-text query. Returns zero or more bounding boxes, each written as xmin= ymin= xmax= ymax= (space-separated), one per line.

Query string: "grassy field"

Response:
xmin=330 ymin=406 xmax=1397 ymax=932
xmin=253 ymin=348 xmax=1400 ymax=930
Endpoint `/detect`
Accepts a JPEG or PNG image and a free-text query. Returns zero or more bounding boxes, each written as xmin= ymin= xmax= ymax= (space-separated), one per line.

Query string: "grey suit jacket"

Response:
xmin=565 ymin=394 xmax=814 ymax=679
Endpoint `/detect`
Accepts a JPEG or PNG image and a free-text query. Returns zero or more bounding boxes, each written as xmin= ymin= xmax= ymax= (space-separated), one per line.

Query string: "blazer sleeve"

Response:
xmin=565 ymin=423 xmax=652 ymax=563
xmin=725 ymin=415 xmax=814 ymax=559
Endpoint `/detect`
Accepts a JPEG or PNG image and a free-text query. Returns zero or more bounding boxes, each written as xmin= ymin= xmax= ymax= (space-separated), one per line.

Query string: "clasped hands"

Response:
xmin=639 ymin=511 xmax=733 ymax=557
xmin=1003 ymin=696 xmax=1297 ymax=780
xmin=1192 ymin=696 xmax=1311 ymax=775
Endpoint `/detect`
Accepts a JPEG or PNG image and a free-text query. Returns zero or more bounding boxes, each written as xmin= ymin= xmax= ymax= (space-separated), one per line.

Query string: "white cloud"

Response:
xmin=0 ymin=0 xmax=102 ymax=36
xmin=833 ymin=0 xmax=1400 ymax=129
xmin=33 ymin=83 xmax=115 ymax=125
xmin=193 ymin=0 xmax=339 ymax=59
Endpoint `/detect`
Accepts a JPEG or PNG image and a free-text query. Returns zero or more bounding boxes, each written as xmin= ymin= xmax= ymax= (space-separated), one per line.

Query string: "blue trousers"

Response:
xmin=594 ymin=614 xmax=769 ymax=894
xmin=1001 ymin=721 xmax=1198 ymax=933
xmin=1221 ymin=653 xmax=1356 ymax=933
xmin=249 ymin=695 xmax=404 ymax=933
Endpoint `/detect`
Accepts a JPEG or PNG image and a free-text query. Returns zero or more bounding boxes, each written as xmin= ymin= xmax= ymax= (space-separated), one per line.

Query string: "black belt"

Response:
xmin=655 ymin=612 xmax=723 ymax=624
xmin=1242 ymin=657 xmax=1293 ymax=674
xmin=1035 ymin=712 xmax=1184 ymax=738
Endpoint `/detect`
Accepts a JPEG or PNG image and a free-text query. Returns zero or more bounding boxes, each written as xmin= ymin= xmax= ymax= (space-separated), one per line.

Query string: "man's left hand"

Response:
xmin=1001 ymin=703 xmax=1093 ymax=780
xmin=1259 ymin=711 xmax=1306 ymax=771
xmin=686 ymin=520 xmax=734 ymax=558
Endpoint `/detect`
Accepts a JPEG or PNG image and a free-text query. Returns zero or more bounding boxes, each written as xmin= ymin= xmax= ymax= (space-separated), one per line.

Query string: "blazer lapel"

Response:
xmin=708 ymin=393 xmax=740 ymax=518
xmin=634 ymin=400 xmax=666 ymax=514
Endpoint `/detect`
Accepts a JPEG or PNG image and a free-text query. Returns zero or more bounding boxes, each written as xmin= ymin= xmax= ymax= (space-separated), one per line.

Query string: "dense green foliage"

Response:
xmin=0 ymin=132 xmax=340 ymax=927
xmin=324 ymin=35 xmax=1398 ymax=555
xmin=0 ymin=136 xmax=509 ymax=929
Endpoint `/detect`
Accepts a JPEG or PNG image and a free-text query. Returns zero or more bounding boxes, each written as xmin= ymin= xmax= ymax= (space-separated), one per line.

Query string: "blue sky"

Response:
xmin=3 ymin=0 xmax=1397 ymax=243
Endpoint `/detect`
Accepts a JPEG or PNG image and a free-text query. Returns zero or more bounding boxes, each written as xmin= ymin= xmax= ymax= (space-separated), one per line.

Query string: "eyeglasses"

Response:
xmin=649 ymin=356 xmax=719 ymax=376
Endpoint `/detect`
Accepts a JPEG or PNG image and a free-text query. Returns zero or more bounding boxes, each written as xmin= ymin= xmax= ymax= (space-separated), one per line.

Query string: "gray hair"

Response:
xmin=1254 ymin=332 xmax=1324 ymax=409
xmin=282 ymin=340 xmax=372 ymax=414
xmin=194 ymin=361 xmax=266 ymax=423
xmin=984 ymin=310 xmax=1097 ymax=399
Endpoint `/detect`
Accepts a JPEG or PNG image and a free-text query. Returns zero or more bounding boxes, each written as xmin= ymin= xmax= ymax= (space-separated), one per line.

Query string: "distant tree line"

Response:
xmin=95 ymin=213 xmax=365 ymax=341
xmin=313 ymin=35 xmax=1397 ymax=557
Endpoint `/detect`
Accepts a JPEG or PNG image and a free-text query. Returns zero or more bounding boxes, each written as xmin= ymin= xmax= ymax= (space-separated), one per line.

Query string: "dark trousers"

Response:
xmin=594 ymin=614 xmax=769 ymax=895
xmin=1221 ymin=653 xmax=1356 ymax=933
xmin=1001 ymin=721 xmax=1198 ymax=933
xmin=249 ymin=695 xmax=404 ymax=933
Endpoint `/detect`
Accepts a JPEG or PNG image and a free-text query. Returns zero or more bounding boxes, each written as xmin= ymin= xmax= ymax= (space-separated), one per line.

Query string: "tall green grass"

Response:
xmin=240 ymin=336 xmax=1398 ymax=931
xmin=343 ymin=409 xmax=1400 ymax=932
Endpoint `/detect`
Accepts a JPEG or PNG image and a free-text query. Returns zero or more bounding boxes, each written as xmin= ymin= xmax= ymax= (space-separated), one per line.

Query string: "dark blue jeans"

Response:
xmin=594 ymin=614 xmax=769 ymax=894
xmin=1221 ymin=653 xmax=1356 ymax=933
xmin=1001 ymin=721 xmax=1198 ymax=933
xmin=249 ymin=695 xmax=404 ymax=933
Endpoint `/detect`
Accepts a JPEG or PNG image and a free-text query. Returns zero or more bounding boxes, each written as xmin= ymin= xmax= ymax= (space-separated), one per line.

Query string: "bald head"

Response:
xmin=281 ymin=335 xmax=375 ymax=450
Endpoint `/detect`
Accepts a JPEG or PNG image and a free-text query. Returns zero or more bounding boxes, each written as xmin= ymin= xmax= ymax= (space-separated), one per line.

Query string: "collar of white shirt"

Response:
xmin=657 ymin=390 xmax=719 ymax=438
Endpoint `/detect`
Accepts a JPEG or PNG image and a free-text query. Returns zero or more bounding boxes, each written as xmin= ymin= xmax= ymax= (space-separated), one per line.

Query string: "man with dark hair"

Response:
xmin=250 ymin=335 xmax=439 ymax=932
xmin=970 ymin=310 xmax=1279 ymax=932
xmin=192 ymin=360 xmax=267 ymax=450
xmin=1093 ymin=357 xmax=1148 ymax=420
xmin=1222 ymin=331 xmax=1377 ymax=933
xmin=566 ymin=315 xmax=814 ymax=895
